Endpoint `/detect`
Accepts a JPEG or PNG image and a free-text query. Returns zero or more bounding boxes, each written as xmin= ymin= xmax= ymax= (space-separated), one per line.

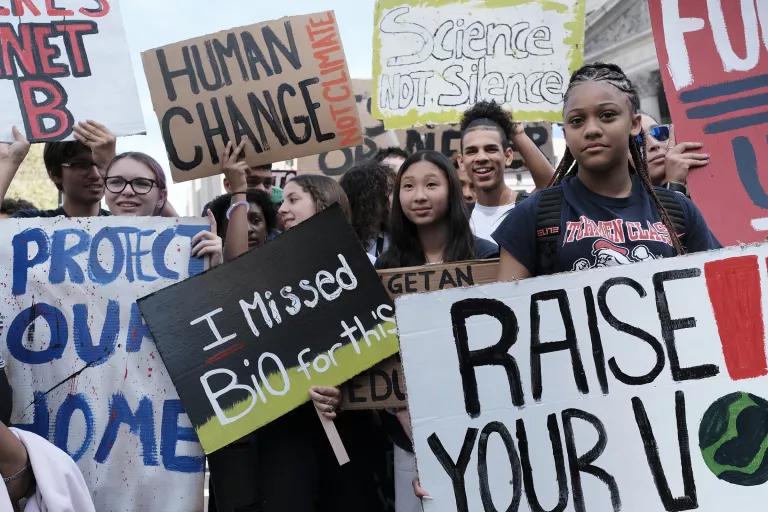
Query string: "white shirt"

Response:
xmin=470 ymin=203 xmax=516 ymax=245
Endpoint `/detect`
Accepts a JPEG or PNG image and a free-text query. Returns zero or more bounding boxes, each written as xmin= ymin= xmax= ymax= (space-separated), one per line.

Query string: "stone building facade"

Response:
xmin=585 ymin=0 xmax=670 ymax=122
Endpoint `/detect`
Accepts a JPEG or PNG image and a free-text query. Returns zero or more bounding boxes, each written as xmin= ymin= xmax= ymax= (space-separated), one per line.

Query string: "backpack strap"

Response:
xmin=653 ymin=187 xmax=687 ymax=245
xmin=515 ymin=190 xmax=531 ymax=205
xmin=534 ymin=187 xmax=564 ymax=276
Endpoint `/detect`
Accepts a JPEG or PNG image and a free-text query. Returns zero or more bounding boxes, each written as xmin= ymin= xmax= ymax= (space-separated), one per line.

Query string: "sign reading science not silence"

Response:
xmin=372 ymin=0 xmax=586 ymax=129
xmin=142 ymin=11 xmax=362 ymax=182
xmin=397 ymin=244 xmax=768 ymax=511
xmin=138 ymin=206 xmax=398 ymax=454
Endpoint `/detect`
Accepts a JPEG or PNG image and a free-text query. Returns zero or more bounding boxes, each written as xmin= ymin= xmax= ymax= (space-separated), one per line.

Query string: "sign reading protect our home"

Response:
xmin=139 ymin=206 xmax=397 ymax=454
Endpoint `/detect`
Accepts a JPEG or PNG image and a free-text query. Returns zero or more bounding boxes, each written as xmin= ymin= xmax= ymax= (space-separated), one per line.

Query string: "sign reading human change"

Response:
xmin=142 ymin=11 xmax=363 ymax=183
xmin=138 ymin=206 xmax=398 ymax=454
xmin=0 ymin=0 xmax=144 ymax=142
xmin=341 ymin=259 xmax=499 ymax=410
xmin=649 ymin=1 xmax=768 ymax=245
xmin=397 ymin=244 xmax=768 ymax=511
xmin=298 ymin=81 xmax=555 ymax=177
xmin=0 ymin=217 xmax=209 ymax=512
xmin=372 ymin=0 xmax=586 ymax=129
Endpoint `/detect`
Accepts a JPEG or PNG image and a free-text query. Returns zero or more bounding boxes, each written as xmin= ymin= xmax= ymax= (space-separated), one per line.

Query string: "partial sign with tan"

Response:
xmin=340 ymin=259 xmax=499 ymax=410
xmin=142 ymin=11 xmax=362 ymax=182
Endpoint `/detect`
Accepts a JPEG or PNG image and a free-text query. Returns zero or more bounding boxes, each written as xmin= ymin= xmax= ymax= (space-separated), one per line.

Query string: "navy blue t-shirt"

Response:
xmin=492 ymin=175 xmax=720 ymax=276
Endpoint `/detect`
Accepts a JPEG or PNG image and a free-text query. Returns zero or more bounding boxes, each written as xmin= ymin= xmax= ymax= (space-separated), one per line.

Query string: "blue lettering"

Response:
xmin=13 ymin=391 xmax=49 ymax=438
xmin=88 ymin=228 xmax=126 ymax=285
xmin=12 ymin=228 xmax=50 ymax=296
xmin=127 ymin=303 xmax=153 ymax=353
xmin=7 ymin=304 xmax=67 ymax=364
xmin=49 ymin=229 xmax=89 ymax=285
xmin=161 ymin=400 xmax=204 ymax=473
xmin=175 ymin=225 xmax=208 ymax=276
xmin=54 ymin=393 xmax=94 ymax=461
xmin=95 ymin=393 xmax=158 ymax=466
xmin=152 ymin=228 xmax=179 ymax=280
xmin=73 ymin=301 xmax=120 ymax=365
xmin=135 ymin=230 xmax=158 ymax=282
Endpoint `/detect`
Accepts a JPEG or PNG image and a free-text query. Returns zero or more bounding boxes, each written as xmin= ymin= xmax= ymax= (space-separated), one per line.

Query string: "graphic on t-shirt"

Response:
xmin=572 ymin=239 xmax=656 ymax=271
xmin=564 ymin=216 xmax=672 ymax=246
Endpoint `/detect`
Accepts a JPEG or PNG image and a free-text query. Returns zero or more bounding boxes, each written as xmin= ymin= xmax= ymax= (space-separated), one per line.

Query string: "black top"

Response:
xmin=13 ymin=207 xmax=112 ymax=218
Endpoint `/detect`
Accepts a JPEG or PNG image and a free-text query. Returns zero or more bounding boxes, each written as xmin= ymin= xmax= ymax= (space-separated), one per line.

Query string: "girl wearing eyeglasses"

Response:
xmin=640 ymin=114 xmax=710 ymax=194
xmin=104 ymin=152 xmax=223 ymax=266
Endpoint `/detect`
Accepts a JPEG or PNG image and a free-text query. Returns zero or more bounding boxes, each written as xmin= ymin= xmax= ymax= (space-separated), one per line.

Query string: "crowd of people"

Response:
xmin=0 ymin=61 xmax=719 ymax=511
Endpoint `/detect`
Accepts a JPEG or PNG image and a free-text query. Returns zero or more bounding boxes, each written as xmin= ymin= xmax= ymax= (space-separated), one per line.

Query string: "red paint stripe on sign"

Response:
xmin=704 ymin=256 xmax=767 ymax=380
xmin=206 ymin=341 xmax=246 ymax=366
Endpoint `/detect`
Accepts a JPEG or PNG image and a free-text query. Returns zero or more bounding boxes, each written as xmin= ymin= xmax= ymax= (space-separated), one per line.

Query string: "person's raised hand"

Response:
xmin=190 ymin=210 xmax=223 ymax=267
xmin=73 ymin=120 xmax=116 ymax=172
xmin=0 ymin=126 xmax=30 ymax=168
xmin=221 ymin=140 xmax=249 ymax=193
xmin=664 ymin=141 xmax=709 ymax=185
xmin=309 ymin=386 xmax=341 ymax=420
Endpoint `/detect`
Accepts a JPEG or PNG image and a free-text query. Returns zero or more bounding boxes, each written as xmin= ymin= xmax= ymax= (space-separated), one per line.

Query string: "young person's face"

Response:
xmin=53 ymin=150 xmax=104 ymax=205
xmin=278 ymin=181 xmax=317 ymax=230
xmin=456 ymin=165 xmax=476 ymax=205
xmin=563 ymin=82 xmax=641 ymax=175
xmin=105 ymin=158 xmax=165 ymax=216
xmin=460 ymin=128 xmax=512 ymax=192
xmin=641 ymin=114 xmax=674 ymax=185
xmin=399 ymin=160 xmax=450 ymax=227
xmin=247 ymin=202 xmax=268 ymax=248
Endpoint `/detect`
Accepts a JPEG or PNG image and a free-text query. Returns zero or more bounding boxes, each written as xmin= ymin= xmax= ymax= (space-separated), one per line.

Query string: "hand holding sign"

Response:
xmin=0 ymin=127 xmax=30 ymax=202
xmin=73 ymin=120 xmax=116 ymax=171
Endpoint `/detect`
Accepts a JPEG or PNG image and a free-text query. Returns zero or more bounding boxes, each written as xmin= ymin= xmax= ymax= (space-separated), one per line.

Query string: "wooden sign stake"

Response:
xmin=314 ymin=405 xmax=350 ymax=466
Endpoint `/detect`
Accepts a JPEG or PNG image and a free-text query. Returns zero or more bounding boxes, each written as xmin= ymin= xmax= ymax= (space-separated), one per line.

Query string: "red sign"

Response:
xmin=649 ymin=0 xmax=768 ymax=245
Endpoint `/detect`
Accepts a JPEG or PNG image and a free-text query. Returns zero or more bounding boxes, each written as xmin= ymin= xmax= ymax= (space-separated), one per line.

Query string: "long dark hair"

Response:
xmin=339 ymin=161 xmax=390 ymax=246
xmin=378 ymin=150 xmax=475 ymax=267
xmin=552 ymin=62 xmax=684 ymax=255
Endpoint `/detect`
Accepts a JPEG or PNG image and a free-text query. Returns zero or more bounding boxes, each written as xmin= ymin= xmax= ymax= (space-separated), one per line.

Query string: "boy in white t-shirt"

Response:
xmin=459 ymin=101 xmax=555 ymax=243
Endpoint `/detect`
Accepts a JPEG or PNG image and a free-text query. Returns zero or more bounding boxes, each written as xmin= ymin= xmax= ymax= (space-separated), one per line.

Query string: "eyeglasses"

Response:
xmin=61 ymin=160 xmax=98 ymax=172
xmin=105 ymin=176 xmax=157 ymax=195
xmin=636 ymin=124 xmax=672 ymax=146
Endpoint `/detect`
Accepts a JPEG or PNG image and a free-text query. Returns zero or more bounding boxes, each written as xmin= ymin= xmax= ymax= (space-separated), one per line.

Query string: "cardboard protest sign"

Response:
xmin=649 ymin=1 xmax=768 ymax=246
xmin=298 ymin=80 xmax=554 ymax=176
xmin=0 ymin=0 xmax=144 ymax=142
xmin=0 ymin=217 xmax=209 ymax=512
xmin=397 ymin=243 xmax=768 ymax=510
xmin=372 ymin=0 xmax=586 ymax=129
xmin=138 ymin=206 xmax=398 ymax=454
xmin=341 ymin=259 xmax=499 ymax=410
xmin=142 ymin=11 xmax=363 ymax=183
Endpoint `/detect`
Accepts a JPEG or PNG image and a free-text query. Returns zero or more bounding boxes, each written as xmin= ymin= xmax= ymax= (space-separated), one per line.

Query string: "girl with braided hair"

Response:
xmin=494 ymin=62 xmax=719 ymax=280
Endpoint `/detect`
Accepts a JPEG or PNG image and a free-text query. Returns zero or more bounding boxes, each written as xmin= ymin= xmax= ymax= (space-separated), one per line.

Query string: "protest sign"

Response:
xmin=649 ymin=1 xmax=768 ymax=246
xmin=138 ymin=206 xmax=398 ymax=454
xmin=142 ymin=11 xmax=363 ymax=183
xmin=341 ymin=259 xmax=499 ymax=410
xmin=397 ymin=243 xmax=768 ymax=511
xmin=0 ymin=0 xmax=144 ymax=142
xmin=0 ymin=217 xmax=209 ymax=512
xmin=371 ymin=0 xmax=586 ymax=129
xmin=297 ymin=80 xmax=554 ymax=176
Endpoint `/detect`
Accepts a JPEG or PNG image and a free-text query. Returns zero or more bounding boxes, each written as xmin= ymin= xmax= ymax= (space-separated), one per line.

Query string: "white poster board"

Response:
xmin=0 ymin=217 xmax=208 ymax=512
xmin=397 ymin=243 xmax=768 ymax=511
xmin=0 ymin=0 xmax=144 ymax=142
xmin=372 ymin=0 xmax=586 ymax=129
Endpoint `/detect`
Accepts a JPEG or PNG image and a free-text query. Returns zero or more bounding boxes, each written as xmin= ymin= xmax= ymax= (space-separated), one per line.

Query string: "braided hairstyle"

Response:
xmin=553 ymin=62 xmax=684 ymax=255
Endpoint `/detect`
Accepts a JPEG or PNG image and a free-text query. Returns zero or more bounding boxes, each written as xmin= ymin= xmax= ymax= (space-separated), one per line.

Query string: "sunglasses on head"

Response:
xmin=636 ymin=124 xmax=671 ymax=146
